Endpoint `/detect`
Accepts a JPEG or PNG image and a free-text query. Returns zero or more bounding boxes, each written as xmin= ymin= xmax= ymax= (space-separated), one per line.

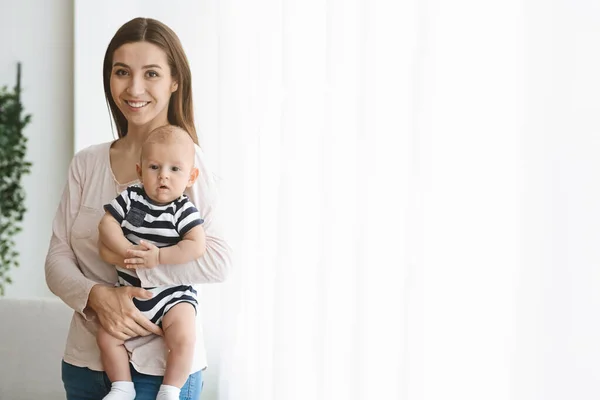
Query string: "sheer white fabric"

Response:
xmin=74 ymin=0 xmax=600 ymax=398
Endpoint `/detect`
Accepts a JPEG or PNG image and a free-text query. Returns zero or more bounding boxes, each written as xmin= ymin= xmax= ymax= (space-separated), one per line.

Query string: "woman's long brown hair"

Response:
xmin=102 ymin=17 xmax=198 ymax=145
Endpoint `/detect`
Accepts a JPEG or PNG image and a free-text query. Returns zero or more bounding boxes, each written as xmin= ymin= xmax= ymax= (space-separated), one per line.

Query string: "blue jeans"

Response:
xmin=62 ymin=360 xmax=203 ymax=400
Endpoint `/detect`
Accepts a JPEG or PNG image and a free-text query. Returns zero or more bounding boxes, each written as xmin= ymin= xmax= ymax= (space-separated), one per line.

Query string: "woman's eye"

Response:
xmin=147 ymin=70 xmax=159 ymax=78
xmin=114 ymin=69 xmax=128 ymax=76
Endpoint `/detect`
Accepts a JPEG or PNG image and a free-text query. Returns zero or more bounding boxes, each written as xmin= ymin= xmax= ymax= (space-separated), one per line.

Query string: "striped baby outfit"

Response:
xmin=104 ymin=184 xmax=204 ymax=326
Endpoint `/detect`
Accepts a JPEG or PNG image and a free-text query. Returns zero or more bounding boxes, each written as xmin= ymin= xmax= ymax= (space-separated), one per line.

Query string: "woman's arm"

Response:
xmin=136 ymin=146 xmax=232 ymax=286
xmin=45 ymin=155 xmax=100 ymax=318
xmin=45 ymin=152 xmax=161 ymax=339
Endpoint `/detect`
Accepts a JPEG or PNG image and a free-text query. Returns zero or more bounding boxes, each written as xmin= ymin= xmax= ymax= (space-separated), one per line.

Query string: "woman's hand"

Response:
xmin=87 ymin=284 xmax=163 ymax=341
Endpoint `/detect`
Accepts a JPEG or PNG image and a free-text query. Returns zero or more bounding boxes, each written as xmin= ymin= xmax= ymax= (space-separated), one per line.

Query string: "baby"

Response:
xmin=97 ymin=125 xmax=205 ymax=400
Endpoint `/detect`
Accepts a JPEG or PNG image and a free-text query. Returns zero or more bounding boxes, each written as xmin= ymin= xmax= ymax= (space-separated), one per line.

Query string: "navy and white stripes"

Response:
xmin=105 ymin=185 xmax=204 ymax=247
xmin=103 ymin=184 xmax=203 ymax=325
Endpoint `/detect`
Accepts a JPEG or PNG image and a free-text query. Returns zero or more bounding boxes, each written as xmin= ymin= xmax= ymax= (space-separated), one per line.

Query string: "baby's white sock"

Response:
xmin=156 ymin=384 xmax=181 ymax=400
xmin=102 ymin=381 xmax=136 ymax=400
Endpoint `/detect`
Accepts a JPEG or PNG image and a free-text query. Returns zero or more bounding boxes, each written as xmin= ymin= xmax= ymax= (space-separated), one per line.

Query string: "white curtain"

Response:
xmin=210 ymin=0 xmax=521 ymax=399
xmin=74 ymin=1 xmax=600 ymax=399
xmin=212 ymin=0 xmax=409 ymax=398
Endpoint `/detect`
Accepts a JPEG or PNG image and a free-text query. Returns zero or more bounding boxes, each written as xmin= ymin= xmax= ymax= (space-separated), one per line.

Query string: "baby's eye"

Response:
xmin=146 ymin=70 xmax=159 ymax=78
xmin=171 ymin=166 xmax=180 ymax=172
xmin=149 ymin=165 xmax=159 ymax=170
xmin=114 ymin=69 xmax=129 ymax=76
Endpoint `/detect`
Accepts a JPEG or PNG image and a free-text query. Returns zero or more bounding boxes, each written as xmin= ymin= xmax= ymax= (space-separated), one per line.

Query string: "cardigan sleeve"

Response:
xmin=45 ymin=152 xmax=98 ymax=319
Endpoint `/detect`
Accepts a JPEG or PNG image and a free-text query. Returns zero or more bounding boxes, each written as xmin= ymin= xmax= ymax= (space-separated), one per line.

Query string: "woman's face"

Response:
xmin=110 ymin=41 xmax=178 ymax=132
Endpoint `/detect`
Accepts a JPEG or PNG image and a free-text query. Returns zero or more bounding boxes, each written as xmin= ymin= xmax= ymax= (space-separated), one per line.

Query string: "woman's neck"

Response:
xmin=120 ymin=120 xmax=168 ymax=152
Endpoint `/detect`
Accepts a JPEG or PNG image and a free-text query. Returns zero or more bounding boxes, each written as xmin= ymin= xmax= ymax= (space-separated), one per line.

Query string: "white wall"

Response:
xmin=0 ymin=0 xmax=73 ymax=298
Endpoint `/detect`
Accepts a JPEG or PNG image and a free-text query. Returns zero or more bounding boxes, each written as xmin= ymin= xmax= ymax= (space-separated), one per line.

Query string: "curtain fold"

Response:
xmin=214 ymin=0 xmax=411 ymax=399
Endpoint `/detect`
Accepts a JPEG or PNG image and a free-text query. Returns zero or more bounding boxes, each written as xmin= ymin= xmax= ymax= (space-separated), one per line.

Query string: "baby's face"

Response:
xmin=138 ymin=142 xmax=195 ymax=204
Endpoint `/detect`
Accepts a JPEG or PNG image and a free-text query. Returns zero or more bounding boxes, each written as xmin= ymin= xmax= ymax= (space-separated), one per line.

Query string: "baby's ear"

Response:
xmin=136 ymin=163 xmax=143 ymax=181
xmin=187 ymin=167 xmax=199 ymax=187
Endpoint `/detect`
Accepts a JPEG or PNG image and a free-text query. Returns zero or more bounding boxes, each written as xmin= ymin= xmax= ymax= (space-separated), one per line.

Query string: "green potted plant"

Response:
xmin=0 ymin=62 xmax=32 ymax=296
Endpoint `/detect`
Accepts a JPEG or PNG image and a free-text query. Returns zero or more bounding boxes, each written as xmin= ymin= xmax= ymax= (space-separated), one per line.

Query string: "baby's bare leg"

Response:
xmin=97 ymin=326 xmax=135 ymax=400
xmin=97 ymin=326 xmax=131 ymax=382
xmin=161 ymin=302 xmax=196 ymax=388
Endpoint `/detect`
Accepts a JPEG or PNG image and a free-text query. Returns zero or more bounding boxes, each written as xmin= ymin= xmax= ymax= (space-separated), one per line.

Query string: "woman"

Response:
xmin=45 ymin=17 xmax=231 ymax=400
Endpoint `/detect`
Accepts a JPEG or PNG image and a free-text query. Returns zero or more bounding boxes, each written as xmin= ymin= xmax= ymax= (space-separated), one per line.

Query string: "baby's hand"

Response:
xmin=124 ymin=240 xmax=160 ymax=269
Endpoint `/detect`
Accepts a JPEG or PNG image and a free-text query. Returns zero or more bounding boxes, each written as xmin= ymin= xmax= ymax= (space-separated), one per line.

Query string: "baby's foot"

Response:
xmin=156 ymin=384 xmax=181 ymax=400
xmin=102 ymin=381 xmax=136 ymax=400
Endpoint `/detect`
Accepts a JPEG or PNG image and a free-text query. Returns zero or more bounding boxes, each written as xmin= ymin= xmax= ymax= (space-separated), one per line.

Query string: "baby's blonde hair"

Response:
xmin=141 ymin=125 xmax=196 ymax=165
